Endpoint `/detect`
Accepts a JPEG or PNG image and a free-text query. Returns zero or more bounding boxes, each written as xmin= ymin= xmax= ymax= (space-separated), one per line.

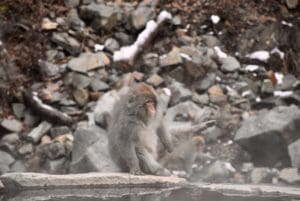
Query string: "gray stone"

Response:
xmin=72 ymin=88 xmax=89 ymax=106
xmin=280 ymin=74 xmax=297 ymax=91
xmin=286 ymin=0 xmax=299 ymax=9
xmin=64 ymin=0 xmax=80 ymax=7
xmin=0 ymin=151 xmax=15 ymax=174
xmin=114 ymin=32 xmax=133 ymax=46
xmin=18 ymin=143 xmax=33 ymax=155
xmin=44 ymin=158 xmax=68 ymax=174
xmin=90 ymin=78 xmax=110 ymax=91
xmin=70 ymin=125 xmax=119 ymax=173
xmin=50 ymin=126 xmax=72 ymax=138
xmin=1 ymin=119 xmax=23 ymax=133
xmin=208 ymin=85 xmax=227 ymax=105
xmin=250 ymin=168 xmax=274 ymax=184
xmin=169 ymin=66 xmax=184 ymax=82
xmin=197 ymin=73 xmax=216 ymax=92
xmin=0 ymin=172 xmax=186 ymax=190
xmin=80 ymin=3 xmax=119 ymax=31
xmin=279 ymin=168 xmax=300 ymax=184
xmin=172 ymin=15 xmax=182 ymax=26
xmin=199 ymin=35 xmax=221 ymax=47
xmin=67 ymin=9 xmax=85 ymax=31
xmin=12 ymin=103 xmax=25 ymax=119
xmin=104 ymin=38 xmax=120 ymax=52
xmin=220 ymin=56 xmax=241 ymax=73
xmin=70 ymin=72 xmax=91 ymax=89
xmin=202 ymin=126 xmax=222 ymax=143
xmin=169 ymin=81 xmax=192 ymax=105
xmin=51 ymin=32 xmax=80 ymax=55
xmin=235 ymin=105 xmax=300 ymax=167
xmin=192 ymin=93 xmax=210 ymax=105
xmin=67 ymin=52 xmax=110 ymax=73
xmin=288 ymin=139 xmax=300 ymax=168
xmin=1 ymin=133 xmax=19 ymax=144
xmin=27 ymin=121 xmax=52 ymax=143
xmin=241 ymin=162 xmax=254 ymax=173
xmin=131 ymin=5 xmax=155 ymax=30
xmin=143 ymin=53 xmax=159 ymax=68
xmin=159 ymin=47 xmax=182 ymax=67
xmin=38 ymin=60 xmax=60 ymax=77
xmin=261 ymin=79 xmax=274 ymax=95
xmin=24 ymin=110 xmax=40 ymax=127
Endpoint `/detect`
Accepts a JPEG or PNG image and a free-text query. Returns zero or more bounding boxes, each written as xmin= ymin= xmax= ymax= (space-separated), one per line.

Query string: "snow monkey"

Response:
xmin=108 ymin=83 xmax=173 ymax=176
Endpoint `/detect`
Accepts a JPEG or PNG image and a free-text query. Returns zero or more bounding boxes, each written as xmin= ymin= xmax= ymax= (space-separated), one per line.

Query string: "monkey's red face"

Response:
xmin=146 ymin=100 xmax=156 ymax=116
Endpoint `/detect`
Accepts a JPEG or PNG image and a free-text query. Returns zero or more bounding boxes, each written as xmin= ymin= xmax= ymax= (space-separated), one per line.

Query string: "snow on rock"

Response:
xmin=211 ymin=15 xmax=220 ymax=24
xmin=213 ymin=46 xmax=227 ymax=59
xmin=247 ymin=50 xmax=270 ymax=62
xmin=245 ymin=65 xmax=260 ymax=72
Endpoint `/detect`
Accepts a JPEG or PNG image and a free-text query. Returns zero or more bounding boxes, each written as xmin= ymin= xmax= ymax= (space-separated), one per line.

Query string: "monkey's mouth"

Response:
xmin=146 ymin=101 xmax=156 ymax=115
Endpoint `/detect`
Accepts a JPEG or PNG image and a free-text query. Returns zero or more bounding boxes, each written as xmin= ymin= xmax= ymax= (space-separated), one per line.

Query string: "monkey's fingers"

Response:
xmin=130 ymin=169 xmax=145 ymax=176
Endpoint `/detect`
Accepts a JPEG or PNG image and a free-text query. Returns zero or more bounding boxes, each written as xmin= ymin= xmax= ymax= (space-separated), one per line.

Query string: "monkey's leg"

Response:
xmin=157 ymin=124 xmax=173 ymax=153
xmin=137 ymin=147 xmax=170 ymax=176
xmin=120 ymin=142 xmax=144 ymax=175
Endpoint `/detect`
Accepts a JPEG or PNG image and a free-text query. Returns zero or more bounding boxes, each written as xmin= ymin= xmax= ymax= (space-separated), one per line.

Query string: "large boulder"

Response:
xmin=235 ymin=105 xmax=300 ymax=167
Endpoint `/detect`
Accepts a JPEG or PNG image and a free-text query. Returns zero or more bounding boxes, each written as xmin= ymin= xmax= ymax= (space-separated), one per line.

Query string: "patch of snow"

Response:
xmin=241 ymin=90 xmax=252 ymax=97
xmin=245 ymin=65 xmax=259 ymax=72
xmin=157 ymin=10 xmax=172 ymax=24
xmin=113 ymin=45 xmax=138 ymax=62
xmin=211 ymin=15 xmax=220 ymax=24
xmin=224 ymin=162 xmax=236 ymax=172
xmin=281 ymin=20 xmax=293 ymax=27
xmin=247 ymin=50 xmax=270 ymax=62
xmin=274 ymin=91 xmax=293 ymax=97
xmin=94 ymin=44 xmax=104 ymax=52
xmin=162 ymin=88 xmax=171 ymax=96
xmin=256 ymin=97 xmax=261 ymax=102
xmin=135 ymin=20 xmax=157 ymax=47
xmin=271 ymin=47 xmax=284 ymax=59
xmin=180 ymin=53 xmax=192 ymax=61
xmin=213 ymin=46 xmax=227 ymax=59
xmin=274 ymin=72 xmax=284 ymax=85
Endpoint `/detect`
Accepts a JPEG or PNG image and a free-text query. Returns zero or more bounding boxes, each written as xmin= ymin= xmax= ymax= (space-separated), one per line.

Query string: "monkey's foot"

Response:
xmin=130 ymin=169 xmax=145 ymax=175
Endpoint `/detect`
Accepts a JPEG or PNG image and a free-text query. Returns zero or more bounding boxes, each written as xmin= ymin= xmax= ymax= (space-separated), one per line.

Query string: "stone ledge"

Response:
xmin=0 ymin=172 xmax=186 ymax=191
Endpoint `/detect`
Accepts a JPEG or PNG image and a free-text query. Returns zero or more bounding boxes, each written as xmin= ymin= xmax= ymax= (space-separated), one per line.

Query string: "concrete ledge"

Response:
xmin=195 ymin=183 xmax=300 ymax=197
xmin=0 ymin=172 xmax=186 ymax=191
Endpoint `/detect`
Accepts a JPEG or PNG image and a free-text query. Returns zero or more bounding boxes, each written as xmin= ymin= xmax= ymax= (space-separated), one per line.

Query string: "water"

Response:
xmin=1 ymin=187 xmax=297 ymax=201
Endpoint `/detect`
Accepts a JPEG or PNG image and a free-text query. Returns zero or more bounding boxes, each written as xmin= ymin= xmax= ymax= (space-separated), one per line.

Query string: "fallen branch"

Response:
xmin=169 ymin=120 xmax=216 ymax=137
xmin=23 ymin=90 xmax=73 ymax=126
xmin=113 ymin=10 xmax=172 ymax=67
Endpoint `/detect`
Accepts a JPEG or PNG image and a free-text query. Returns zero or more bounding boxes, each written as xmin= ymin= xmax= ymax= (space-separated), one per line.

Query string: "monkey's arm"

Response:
xmin=157 ymin=123 xmax=174 ymax=153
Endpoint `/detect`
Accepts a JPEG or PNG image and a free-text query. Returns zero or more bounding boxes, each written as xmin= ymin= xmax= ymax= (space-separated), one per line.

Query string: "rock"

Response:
xmin=131 ymin=5 xmax=155 ymax=30
xmin=104 ymin=38 xmax=120 ymax=52
xmin=41 ymin=18 xmax=58 ymax=30
xmin=67 ymin=9 xmax=85 ymax=31
xmin=279 ymin=74 xmax=297 ymax=91
xmin=250 ymin=168 xmax=274 ymax=184
xmin=146 ymin=74 xmax=164 ymax=87
xmin=208 ymin=85 xmax=227 ymax=105
xmin=12 ymin=103 xmax=25 ymax=119
xmin=261 ymin=79 xmax=274 ymax=96
xmin=197 ymin=73 xmax=216 ymax=92
xmin=192 ymin=93 xmax=210 ymax=105
xmin=69 ymin=72 xmax=91 ymax=89
xmin=24 ymin=110 xmax=40 ymax=127
xmin=169 ymin=66 xmax=184 ymax=82
xmin=0 ymin=150 xmax=15 ymax=174
xmin=50 ymin=126 xmax=72 ymax=138
xmin=79 ymin=3 xmax=119 ymax=31
xmin=241 ymin=162 xmax=254 ymax=173
xmin=38 ymin=60 xmax=60 ymax=77
xmin=1 ymin=119 xmax=23 ymax=133
xmin=64 ymin=0 xmax=80 ymax=7
xmin=67 ymin=52 xmax=110 ymax=73
xmin=199 ymin=35 xmax=221 ymax=47
xmin=205 ymin=161 xmax=235 ymax=183
xmin=159 ymin=47 xmax=182 ymax=67
xmin=235 ymin=105 xmax=300 ymax=167
xmin=27 ymin=121 xmax=52 ymax=143
xmin=219 ymin=56 xmax=241 ymax=73
xmin=51 ymin=32 xmax=80 ymax=55
xmin=1 ymin=133 xmax=19 ymax=144
xmin=169 ymin=81 xmax=192 ymax=105
xmin=18 ymin=143 xmax=34 ymax=155
xmin=72 ymin=88 xmax=89 ymax=106
xmin=114 ymin=32 xmax=134 ymax=46
xmin=288 ymin=139 xmax=300 ymax=168
xmin=279 ymin=168 xmax=300 ymax=184
xmin=202 ymin=126 xmax=222 ymax=143
xmin=44 ymin=158 xmax=68 ymax=174
xmin=70 ymin=125 xmax=119 ymax=173
xmin=0 ymin=172 xmax=186 ymax=190
xmin=286 ymin=0 xmax=299 ymax=9
xmin=143 ymin=53 xmax=159 ymax=68
xmin=90 ymin=78 xmax=110 ymax=92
